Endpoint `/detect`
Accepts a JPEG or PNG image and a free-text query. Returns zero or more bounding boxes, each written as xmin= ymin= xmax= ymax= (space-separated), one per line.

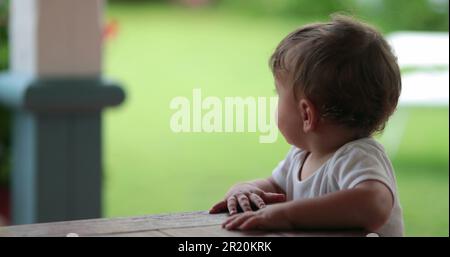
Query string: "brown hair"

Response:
xmin=270 ymin=15 xmax=401 ymax=137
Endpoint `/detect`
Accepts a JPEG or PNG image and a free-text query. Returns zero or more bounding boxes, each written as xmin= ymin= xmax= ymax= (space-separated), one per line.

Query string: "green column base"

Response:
xmin=0 ymin=72 xmax=125 ymax=224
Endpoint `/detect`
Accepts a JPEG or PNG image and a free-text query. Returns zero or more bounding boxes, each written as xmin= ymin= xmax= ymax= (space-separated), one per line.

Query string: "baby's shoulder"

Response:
xmin=286 ymin=145 xmax=307 ymax=160
xmin=337 ymin=137 xmax=386 ymax=156
xmin=330 ymin=137 xmax=390 ymax=167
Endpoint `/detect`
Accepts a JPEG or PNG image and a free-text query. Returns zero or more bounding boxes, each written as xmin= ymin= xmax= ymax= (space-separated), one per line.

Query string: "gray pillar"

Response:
xmin=0 ymin=0 xmax=125 ymax=224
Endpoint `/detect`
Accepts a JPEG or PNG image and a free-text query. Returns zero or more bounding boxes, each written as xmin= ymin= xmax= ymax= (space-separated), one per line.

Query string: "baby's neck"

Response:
xmin=306 ymin=125 xmax=359 ymax=159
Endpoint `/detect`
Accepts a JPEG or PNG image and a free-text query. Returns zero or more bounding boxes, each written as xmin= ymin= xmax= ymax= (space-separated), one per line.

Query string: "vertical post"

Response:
xmin=10 ymin=0 xmax=103 ymax=76
xmin=0 ymin=0 xmax=125 ymax=224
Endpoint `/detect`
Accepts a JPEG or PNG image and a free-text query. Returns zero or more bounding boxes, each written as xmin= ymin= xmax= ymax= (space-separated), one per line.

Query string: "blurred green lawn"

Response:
xmin=104 ymin=3 xmax=449 ymax=236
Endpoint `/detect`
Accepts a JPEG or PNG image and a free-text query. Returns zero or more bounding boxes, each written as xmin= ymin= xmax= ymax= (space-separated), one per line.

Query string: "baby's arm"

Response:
xmin=248 ymin=177 xmax=285 ymax=194
xmin=223 ymin=180 xmax=393 ymax=232
xmin=282 ymin=180 xmax=393 ymax=231
xmin=209 ymin=177 xmax=286 ymax=215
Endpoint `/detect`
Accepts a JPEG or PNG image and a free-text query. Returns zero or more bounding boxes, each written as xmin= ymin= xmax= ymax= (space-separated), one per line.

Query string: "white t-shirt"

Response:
xmin=272 ymin=137 xmax=404 ymax=237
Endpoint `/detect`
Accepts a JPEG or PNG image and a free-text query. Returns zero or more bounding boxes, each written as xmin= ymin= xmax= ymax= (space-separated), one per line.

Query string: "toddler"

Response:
xmin=210 ymin=15 xmax=404 ymax=237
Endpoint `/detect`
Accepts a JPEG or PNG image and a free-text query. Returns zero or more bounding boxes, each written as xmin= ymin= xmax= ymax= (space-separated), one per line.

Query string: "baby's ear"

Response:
xmin=298 ymin=98 xmax=318 ymax=133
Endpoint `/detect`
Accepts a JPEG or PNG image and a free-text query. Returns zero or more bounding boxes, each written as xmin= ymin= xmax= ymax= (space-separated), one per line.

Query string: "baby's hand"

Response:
xmin=222 ymin=203 xmax=292 ymax=231
xmin=209 ymin=182 xmax=286 ymax=215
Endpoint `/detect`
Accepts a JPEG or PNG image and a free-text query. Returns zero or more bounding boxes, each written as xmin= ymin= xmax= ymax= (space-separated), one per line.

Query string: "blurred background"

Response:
xmin=0 ymin=0 xmax=448 ymax=236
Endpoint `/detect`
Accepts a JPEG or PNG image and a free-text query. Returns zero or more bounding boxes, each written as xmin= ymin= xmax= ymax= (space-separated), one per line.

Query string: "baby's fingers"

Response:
xmin=209 ymin=200 xmax=227 ymax=214
xmin=249 ymin=193 xmax=266 ymax=209
xmin=222 ymin=213 xmax=241 ymax=228
xmin=237 ymin=194 xmax=252 ymax=212
xmin=262 ymin=192 xmax=286 ymax=204
xmin=238 ymin=216 xmax=263 ymax=230
xmin=224 ymin=212 xmax=254 ymax=230
xmin=227 ymin=196 xmax=238 ymax=215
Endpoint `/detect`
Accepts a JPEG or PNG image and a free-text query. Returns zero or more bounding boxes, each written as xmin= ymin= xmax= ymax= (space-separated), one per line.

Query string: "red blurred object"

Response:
xmin=103 ymin=19 xmax=119 ymax=42
xmin=0 ymin=187 xmax=10 ymax=225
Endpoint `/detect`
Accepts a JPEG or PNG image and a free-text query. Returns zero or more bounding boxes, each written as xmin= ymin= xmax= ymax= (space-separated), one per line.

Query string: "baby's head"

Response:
xmin=270 ymin=15 xmax=401 ymax=148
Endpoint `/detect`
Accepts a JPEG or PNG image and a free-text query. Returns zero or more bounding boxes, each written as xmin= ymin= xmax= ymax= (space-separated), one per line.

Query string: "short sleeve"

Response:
xmin=271 ymin=146 xmax=299 ymax=193
xmin=331 ymin=147 xmax=396 ymax=198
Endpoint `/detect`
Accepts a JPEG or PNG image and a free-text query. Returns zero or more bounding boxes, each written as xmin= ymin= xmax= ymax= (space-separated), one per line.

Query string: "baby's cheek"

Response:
xmin=277 ymin=113 xmax=292 ymax=139
xmin=280 ymin=113 xmax=303 ymax=144
xmin=276 ymin=108 xmax=286 ymax=130
xmin=276 ymin=101 xmax=288 ymax=124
